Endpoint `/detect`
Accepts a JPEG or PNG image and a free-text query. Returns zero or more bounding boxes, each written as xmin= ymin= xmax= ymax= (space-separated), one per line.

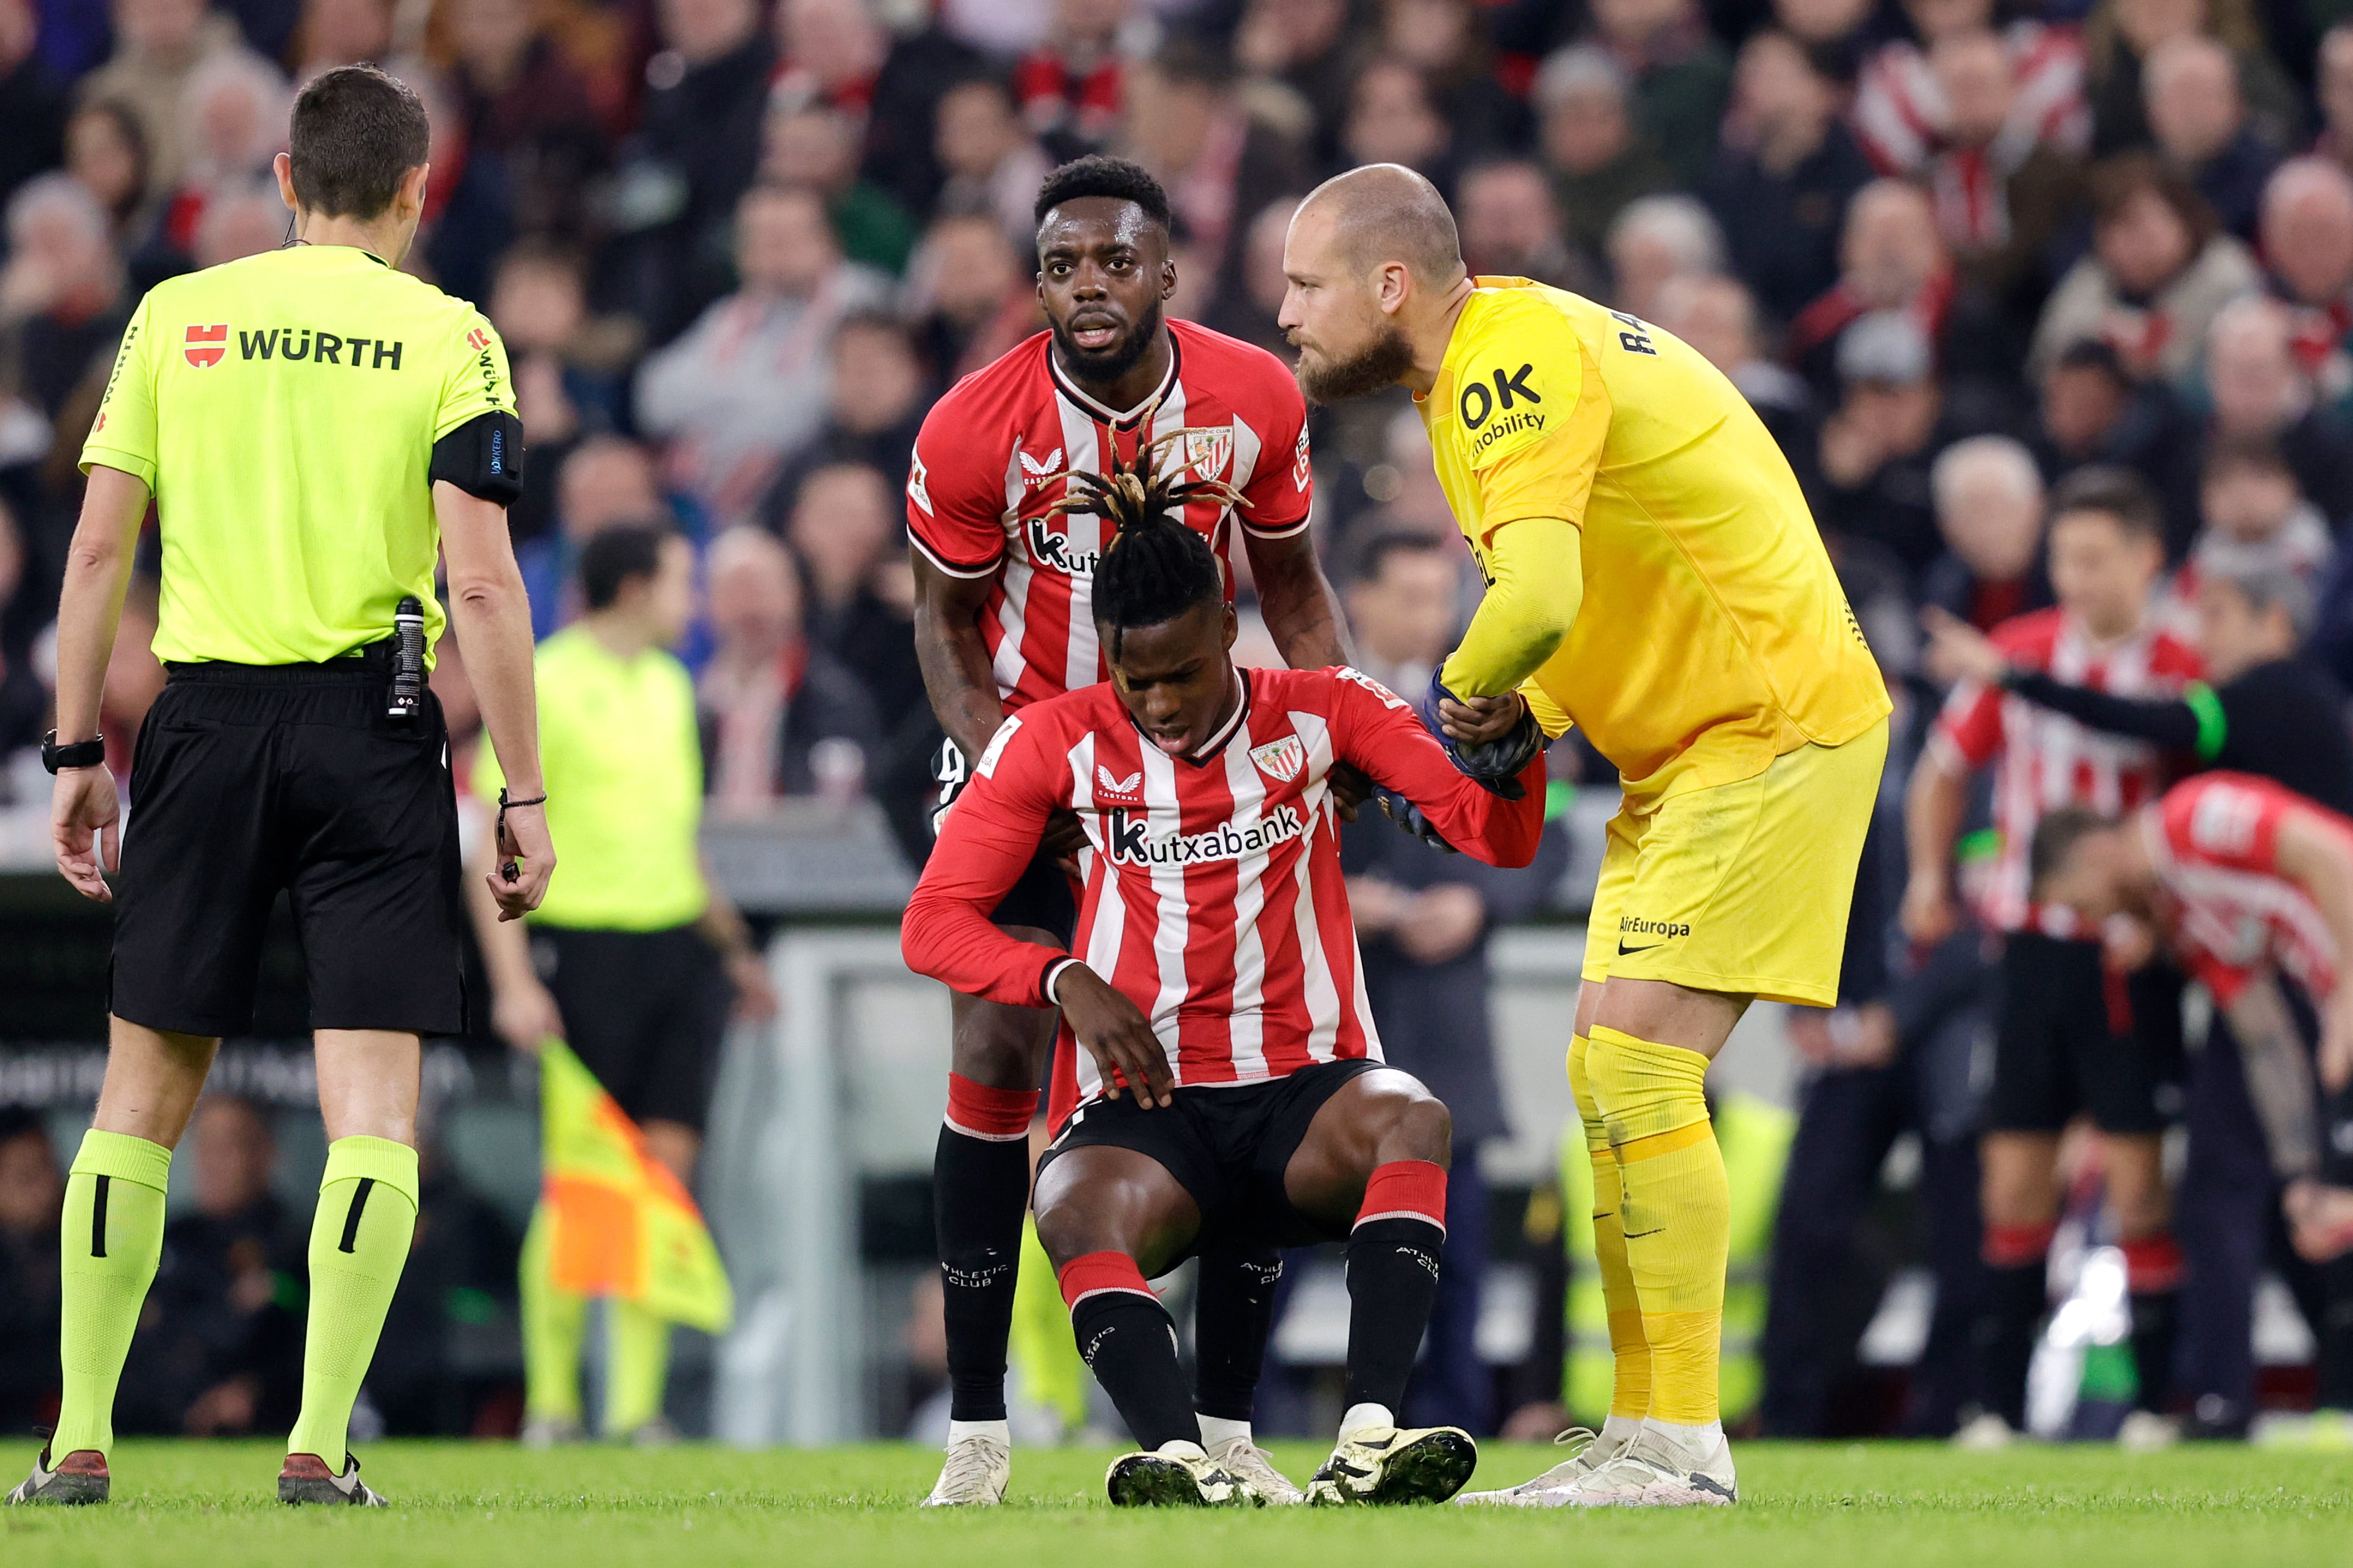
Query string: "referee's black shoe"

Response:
xmin=5 ymin=1442 xmax=108 ymax=1505
xmin=280 ymin=1452 xmax=388 ymax=1506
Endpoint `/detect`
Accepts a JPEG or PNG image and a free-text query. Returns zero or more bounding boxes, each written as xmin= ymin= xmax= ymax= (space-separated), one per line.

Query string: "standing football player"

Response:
xmin=1278 ymin=164 xmax=1891 ymax=1506
xmin=907 ymin=155 xmax=1354 ymax=1506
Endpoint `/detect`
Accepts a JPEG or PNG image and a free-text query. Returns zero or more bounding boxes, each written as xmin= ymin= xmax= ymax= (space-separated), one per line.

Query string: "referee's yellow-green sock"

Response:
xmin=519 ymin=1204 xmax=587 ymax=1426
xmin=287 ymin=1137 xmax=418 ymax=1464
xmin=1586 ymin=1026 xmax=1729 ymax=1433
xmin=601 ymin=1299 xmax=673 ymax=1437
xmin=51 ymin=1130 xmax=172 ymax=1460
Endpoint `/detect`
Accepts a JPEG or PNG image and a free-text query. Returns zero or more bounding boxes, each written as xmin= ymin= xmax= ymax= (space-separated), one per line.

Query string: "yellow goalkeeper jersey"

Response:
xmin=1417 ymin=277 xmax=1889 ymax=799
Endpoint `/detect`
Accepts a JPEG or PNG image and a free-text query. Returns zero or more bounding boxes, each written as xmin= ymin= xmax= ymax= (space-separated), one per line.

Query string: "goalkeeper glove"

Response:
xmin=1372 ymin=787 xmax=1459 ymax=854
xmin=1422 ymin=670 xmax=1545 ymax=800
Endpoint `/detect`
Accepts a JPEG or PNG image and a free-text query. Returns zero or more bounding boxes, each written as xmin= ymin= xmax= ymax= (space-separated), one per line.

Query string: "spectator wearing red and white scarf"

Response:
xmin=1786 ymin=179 xmax=1967 ymax=397
xmin=1853 ymin=0 xmax=2089 ymax=177
xmin=2260 ymin=158 xmax=2353 ymax=410
xmin=1911 ymin=31 xmax=2087 ymax=315
xmin=1011 ymin=0 xmax=1130 ymax=151
xmin=2030 ymin=153 xmax=2258 ymax=389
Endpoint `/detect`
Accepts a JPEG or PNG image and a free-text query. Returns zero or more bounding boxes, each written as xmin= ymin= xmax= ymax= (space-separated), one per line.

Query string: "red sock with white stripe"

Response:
xmin=1059 ymin=1251 xmax=1201 ymax=1453
xmin=1341 ymin=1160 xmax=1449 ymax=1435
xmin=936 ymin=1074 xmax=1038 ymax=1427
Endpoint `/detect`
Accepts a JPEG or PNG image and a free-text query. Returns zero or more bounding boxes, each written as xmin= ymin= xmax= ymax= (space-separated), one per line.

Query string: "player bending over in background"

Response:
xmin=901 ymin=458 xmax=1544 ymax=1506
xmin=2033 ymin=774 xmax=2353 ymax=1267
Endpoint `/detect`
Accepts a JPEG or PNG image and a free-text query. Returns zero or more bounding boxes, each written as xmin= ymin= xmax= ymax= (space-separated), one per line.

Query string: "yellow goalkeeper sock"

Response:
xmin=1586 ymin=1026 xmax=1728 ymax=1430
xmin=1569 ymin=1033 xmax=1650 ymax=1422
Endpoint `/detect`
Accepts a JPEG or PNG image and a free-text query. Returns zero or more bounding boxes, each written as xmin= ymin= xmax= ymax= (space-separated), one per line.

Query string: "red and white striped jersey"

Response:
xmin=2144 ymin=772 xmax=2350 ymax=1006
xmin=904 ymin=321 xmax=1313 ymax=715
xmin=1933 ymin=607 xmax=2202 ymax=933
xmin=900 ymin=666 xmax=1545 ymax=1114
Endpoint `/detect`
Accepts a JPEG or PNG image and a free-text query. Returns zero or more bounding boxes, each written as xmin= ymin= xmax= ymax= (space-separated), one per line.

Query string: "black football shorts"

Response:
xmin=533 ymin=924 xmax=731 ymax=1133
xmin=1986 ymin=930 xmax=2183 ymax=1137
xmin=1036 ymin=1058 xmax=1388 ymax=1248
xmin=109 ymin=654 xmax=466 ymax=1038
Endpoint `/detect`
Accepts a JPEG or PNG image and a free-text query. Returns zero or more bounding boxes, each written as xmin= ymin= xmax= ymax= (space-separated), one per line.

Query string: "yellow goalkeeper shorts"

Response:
xmin=1580 ymin=716 xmax=1888 ymax=1008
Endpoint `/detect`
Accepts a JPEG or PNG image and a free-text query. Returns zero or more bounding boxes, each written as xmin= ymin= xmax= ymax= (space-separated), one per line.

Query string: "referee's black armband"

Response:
xmin=429 ymin=410 xmax=525 ymax=506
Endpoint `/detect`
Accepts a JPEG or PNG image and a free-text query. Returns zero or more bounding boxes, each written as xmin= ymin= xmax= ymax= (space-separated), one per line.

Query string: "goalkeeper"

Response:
xmin=1277 ymin=164 xmax=1891 ymax=1507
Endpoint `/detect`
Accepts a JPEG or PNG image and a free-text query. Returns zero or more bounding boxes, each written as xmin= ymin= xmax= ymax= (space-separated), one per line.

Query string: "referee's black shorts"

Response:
xmin=110 ymin=653 xmax=465 ymax=1038
xmin=532 ymin=924 xmax=731 ymax=1134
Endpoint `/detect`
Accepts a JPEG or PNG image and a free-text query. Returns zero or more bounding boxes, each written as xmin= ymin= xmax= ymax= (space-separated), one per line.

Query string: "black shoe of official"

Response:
xmin=279 ymin=1452 xmax=387 ymax=1506
xmin=5 ymin=1443 xmax=109 ymax=1505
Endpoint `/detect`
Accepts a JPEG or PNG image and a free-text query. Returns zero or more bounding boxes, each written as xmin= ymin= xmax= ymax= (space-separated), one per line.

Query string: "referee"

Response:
xmin=11 ymin=66 xmax=552 ymax=1508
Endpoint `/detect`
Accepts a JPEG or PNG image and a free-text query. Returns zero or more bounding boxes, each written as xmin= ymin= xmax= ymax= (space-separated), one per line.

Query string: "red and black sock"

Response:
xmin=935 ymin=1074 xmax=1037 ymax=1424
xmin=1342 ymin=1160 xmax=1449 ymax=1416
xmin=1978 ymin=1220 xmax=2056 ymax=1430
xmin=2122 ymin=1232 xmax=2183 ymax=1414
xmin=1192 ymin=1243 xmax=1284 ymax=1423
xmin=1061 ymin=1252 xmax=1200 ymax=1452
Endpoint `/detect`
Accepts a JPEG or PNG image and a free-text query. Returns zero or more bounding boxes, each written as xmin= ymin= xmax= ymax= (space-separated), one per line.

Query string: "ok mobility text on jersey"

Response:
xmin=1458 ymin=314 xmax=1661 ymax=459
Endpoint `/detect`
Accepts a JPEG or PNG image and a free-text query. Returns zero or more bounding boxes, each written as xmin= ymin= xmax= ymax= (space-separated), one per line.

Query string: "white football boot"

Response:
xmin=1104 ymin=1442 xmax=1255 ymax=1506
xmin=920 ymin=1431 xmax=1011 ymax=1506
xmin=1556 ymin=1426 xmax=1736 ymax=1508
xmin=1304 ymin=1424 xmax=1478 ymax=1506
xmin=1455 ymin=1426 xmax=1630 ymax=1506
xmin=1206 ymin=1434 xmax=1305 ymax=1505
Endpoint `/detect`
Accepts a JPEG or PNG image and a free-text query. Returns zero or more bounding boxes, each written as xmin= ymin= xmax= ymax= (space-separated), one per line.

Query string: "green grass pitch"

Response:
xmin=6 ymin=1439 xmax=2350 ymax=1567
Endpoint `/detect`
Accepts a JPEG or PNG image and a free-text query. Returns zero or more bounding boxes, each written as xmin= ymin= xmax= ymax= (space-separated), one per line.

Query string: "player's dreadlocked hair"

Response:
xmin=1052 ymin=421 xmax=1244 ymax=659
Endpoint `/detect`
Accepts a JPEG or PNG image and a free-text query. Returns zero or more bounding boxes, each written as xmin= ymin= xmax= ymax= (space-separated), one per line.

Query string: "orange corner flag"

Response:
xmin=539 ymin=1038 xmax=733 ymax=1333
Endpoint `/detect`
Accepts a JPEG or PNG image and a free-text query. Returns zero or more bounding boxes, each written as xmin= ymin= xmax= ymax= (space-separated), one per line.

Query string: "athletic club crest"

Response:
xmin=1184 ymin=426 xmax=1233 ymax=482
xmin=183 ymin=324 xmax=227 ymax=368
xmin=1250 ymin=735 xmax=1306 ymax=784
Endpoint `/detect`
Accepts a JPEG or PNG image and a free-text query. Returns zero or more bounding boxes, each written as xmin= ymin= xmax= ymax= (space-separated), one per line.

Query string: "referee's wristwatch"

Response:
xmin=41 ymin=731 xmax=106 ymax=774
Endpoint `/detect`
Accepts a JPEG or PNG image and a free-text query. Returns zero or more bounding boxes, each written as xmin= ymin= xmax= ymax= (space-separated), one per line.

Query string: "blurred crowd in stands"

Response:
xmin=9 ymin=0 xmax=2353 ymax=1445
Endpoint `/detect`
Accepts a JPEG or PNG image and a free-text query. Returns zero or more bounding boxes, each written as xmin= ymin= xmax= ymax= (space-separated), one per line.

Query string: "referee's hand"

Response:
xmin=52 ymin=764 xmax=122 ymax=902
xmin=489 ymin=799 xmax=555 ymax=920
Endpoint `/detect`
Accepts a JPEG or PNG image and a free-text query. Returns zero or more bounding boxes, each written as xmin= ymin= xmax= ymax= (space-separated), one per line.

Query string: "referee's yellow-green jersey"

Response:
xmin=80 ymin=243 xmax=514 ymax=666
xmin=475 ymin=626 xmax=708 ymax=931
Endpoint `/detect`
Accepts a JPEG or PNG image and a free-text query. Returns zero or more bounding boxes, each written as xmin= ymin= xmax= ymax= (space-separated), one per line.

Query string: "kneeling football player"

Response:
xmin=901 ymin=441 xmax=1547 ymax=1505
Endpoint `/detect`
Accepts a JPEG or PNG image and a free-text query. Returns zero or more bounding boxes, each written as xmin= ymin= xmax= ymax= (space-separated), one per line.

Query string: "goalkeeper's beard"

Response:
xmin=1298 ymin=323 xmax=1416 ymax=405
